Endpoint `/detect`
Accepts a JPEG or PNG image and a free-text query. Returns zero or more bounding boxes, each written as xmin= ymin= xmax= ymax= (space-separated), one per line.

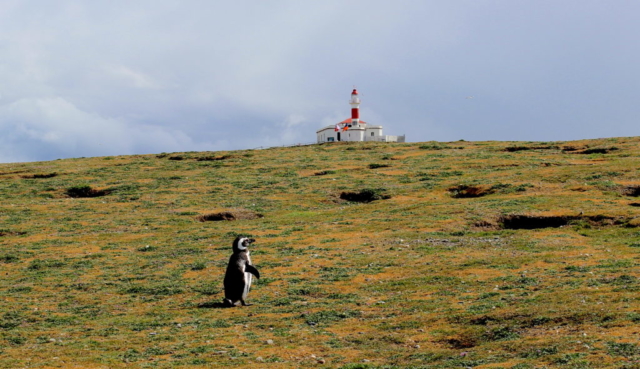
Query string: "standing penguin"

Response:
xmin=223 ymin=236 xmax=260 ymax=307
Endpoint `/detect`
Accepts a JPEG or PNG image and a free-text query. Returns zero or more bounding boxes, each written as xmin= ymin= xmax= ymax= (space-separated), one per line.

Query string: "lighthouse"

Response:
xmin=350 ymin=89 xmax=361 ymax=126
xmin=315 ymin=88 xmax=405 ymax=143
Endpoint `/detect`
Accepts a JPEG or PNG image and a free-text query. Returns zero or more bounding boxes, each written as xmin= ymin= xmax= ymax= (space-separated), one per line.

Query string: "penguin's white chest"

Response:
xmin=242 ymin=253 xmax=253 ymax=299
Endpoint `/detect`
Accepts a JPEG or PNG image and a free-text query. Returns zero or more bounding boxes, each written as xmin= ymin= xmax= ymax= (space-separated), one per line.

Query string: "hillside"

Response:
xmin=1 ymin=137 xmax=640 ymax=368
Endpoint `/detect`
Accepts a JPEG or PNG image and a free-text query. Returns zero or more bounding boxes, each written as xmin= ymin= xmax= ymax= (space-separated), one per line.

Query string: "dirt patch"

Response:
xmin=314 ymin=170 xmax=336 ymax=176
xmin=196 ymin=209 xmax=263 ymax=222
xmin=504 ymin=145 xmax=559 ymax=152
xmin=20 ymin=172 xmax=58 ymax=179
xmin=197 ymin=155 xmax=232 ymax=161
xmin=0 ymin=170 xmax=29 ymax=177
xmin=566 ymin=146 xmax=619 ymax=154
xmin=499 ymin=214 xmax=627 ymax=230
xmin=442 ymin=334 xmax=478 ymax=349
xmin=621 ymin=185 xmax=640 ymax=197
xmin=66 ymin=186 xmax=110 ymax=198
xmin=561 ymin=145 xmax=586 ymax=152
xmin=448 ymin=184 xmax=494 ymax=198
xmin=339 ymin=188 xmax=390 ymax=203
xmin=500 ymin=215 xmax=576 ymax=229
xmin=368 ymin=163 xmax=391 ymax=169
xmin=0 ymin=230 xmax=27 ymax=237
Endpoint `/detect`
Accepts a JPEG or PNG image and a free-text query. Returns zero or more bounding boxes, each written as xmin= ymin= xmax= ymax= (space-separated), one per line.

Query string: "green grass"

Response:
xmin=0 ymin=137 xmax=640 ymax=367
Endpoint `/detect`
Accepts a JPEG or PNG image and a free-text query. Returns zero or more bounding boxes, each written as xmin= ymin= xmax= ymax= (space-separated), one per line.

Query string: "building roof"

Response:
xmin=340 ymin=118 xmax=367 ymax=124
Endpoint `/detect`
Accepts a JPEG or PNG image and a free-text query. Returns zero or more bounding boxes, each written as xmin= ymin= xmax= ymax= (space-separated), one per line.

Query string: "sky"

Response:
xmin=1 ymin=0 xmax=639 ymax=163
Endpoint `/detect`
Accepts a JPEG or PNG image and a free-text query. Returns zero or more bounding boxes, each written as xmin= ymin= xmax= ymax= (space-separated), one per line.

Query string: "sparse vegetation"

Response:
xmin=1 ymin=137 xmax=640 ymax=367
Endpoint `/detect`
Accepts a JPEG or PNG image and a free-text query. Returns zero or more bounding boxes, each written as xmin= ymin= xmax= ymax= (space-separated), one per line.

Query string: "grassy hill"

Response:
xmin=1 ymin=137 xmax=640 ymax=368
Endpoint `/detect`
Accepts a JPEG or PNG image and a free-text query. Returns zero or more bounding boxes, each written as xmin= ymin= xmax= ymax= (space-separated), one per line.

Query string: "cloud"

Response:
xmin=104 ymin=65 xmax=161 ymax=89
xmin=0 ymin=97 xmax=207 ymax=162
xmin=1 ymin=1 xmax=639 ymax=162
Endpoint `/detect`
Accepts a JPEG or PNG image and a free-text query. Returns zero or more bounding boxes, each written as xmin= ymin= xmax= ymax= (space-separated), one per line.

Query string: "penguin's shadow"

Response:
xmin=197 ymin=301 xmax=230 ymax=309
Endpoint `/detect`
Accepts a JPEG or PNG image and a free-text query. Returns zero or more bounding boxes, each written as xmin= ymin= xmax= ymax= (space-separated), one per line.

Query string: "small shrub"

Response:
xmin=606 ymin=341 xmax=640 ymax=358
xmin=8 ymin=286 xmax=32 ymax=293
xmin=190 ymin=262 xmax=207 ymax=271
xmin=122 ymin=348 xmax=143 ymax=363
xmin=27 ymin=259 xmax=66 ymax=270
xmin=0 ymin=312 xmax=23 ymax=329
xmin=519 ymin=346 xmax=558 ymax=358
xmin=137 ymin=245 xmax=156 ymax=252
xmin=419 ymin=144 xmax=446 ymax=150
xmin=7 ymin=335 xmax=26 ymax=346
xmin=0 ymin=255 xmax=19 ymax=263
xmin=483 ymin=326 xmax=519 ymax=341
xmin=108 ymin=184 xmax=140 ymax=194
xmin=552 ymin=353 xmax=587 ymax=365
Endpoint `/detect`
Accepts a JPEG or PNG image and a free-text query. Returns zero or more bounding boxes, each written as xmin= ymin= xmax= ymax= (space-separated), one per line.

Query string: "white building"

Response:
xmin=316 ymin=89 xmax=405 ymax=143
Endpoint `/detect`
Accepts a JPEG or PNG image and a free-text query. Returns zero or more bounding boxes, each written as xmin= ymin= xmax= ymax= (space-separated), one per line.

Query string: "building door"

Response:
xmin=337 ymin=132 xmax=341 ymax=141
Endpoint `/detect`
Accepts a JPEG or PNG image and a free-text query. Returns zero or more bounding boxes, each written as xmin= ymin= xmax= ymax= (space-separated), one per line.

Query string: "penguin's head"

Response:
xmin=233 ymin=236 xmax=255 ymax=252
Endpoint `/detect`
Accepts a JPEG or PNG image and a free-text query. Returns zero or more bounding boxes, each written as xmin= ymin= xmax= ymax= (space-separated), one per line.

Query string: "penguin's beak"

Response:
xmin=248 ymin=238 xmax=256 ymax=244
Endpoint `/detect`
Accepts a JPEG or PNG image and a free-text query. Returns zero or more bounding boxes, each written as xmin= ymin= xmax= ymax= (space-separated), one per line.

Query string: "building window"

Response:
xmin=371 ymin=132 xmax=374 ymax=136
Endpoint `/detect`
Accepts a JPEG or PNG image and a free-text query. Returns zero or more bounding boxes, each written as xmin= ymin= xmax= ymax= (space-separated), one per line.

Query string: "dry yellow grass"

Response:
xmin=0 ymin=137 xmax=639 ymax=367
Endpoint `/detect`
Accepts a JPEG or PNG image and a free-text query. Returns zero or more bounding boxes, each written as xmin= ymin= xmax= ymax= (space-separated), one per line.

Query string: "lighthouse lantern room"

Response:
xmin=316 ymin=89 xmax=405 ymax=143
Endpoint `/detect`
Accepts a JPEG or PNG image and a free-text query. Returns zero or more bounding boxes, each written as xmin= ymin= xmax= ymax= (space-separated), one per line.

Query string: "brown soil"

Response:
xmin=196 ymin=209 xmax=264 ymax=222
xmin=448 ymin=184 xmax=494 ymax=198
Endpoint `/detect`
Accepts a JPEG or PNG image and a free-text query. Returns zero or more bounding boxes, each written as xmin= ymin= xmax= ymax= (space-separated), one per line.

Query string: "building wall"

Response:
xmin=364 ymin=125 xmax=383 ymax=141
xmin=380 ymin=135 xmax=405 ymax=143
xmin=343 ymin=128 xmax=365 ymax=142
xmin=316 ymin=127 xmax=337 ymax=143
xmin=316 ymin=125 xmax=404 ymax=143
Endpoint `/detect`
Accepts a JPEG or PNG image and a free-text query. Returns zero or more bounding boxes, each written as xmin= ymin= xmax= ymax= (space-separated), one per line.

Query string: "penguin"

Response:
xmin=223 ymin=236 xmax=260 ymax=307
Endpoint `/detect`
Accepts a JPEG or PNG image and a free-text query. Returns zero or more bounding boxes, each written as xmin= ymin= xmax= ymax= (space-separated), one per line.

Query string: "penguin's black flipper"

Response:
xmin=246 ymin=264 xmax=260 ymax=279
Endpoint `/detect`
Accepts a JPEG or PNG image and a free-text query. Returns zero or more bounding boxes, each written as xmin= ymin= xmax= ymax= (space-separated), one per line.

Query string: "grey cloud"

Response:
xmin=1 ymin=1 xmax=639 ymax=162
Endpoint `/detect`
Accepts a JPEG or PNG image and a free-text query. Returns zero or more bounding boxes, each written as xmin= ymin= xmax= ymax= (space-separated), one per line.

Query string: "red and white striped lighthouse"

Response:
xmin=349 ymin=88 xmax=361 ymax=125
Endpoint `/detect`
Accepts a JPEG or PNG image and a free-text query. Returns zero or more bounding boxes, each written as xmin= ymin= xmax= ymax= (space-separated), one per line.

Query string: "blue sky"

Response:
xmin=1 ymin=1 xmax=639 ymax=163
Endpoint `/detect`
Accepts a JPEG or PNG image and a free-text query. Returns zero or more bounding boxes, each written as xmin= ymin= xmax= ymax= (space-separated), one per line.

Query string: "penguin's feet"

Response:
xmin=241 ymin=300 xmax=253 ymax=306
xmin=222 ymin=298 xmax=235 ymax=307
